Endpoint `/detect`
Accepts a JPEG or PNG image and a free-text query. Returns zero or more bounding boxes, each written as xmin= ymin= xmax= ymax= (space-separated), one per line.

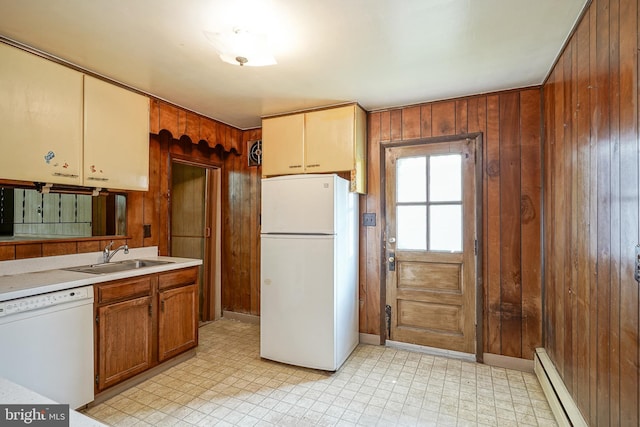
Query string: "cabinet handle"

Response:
xmin=148 ymin=304 xmax=152 ymax=317
xmin=87 ymin=177 xmax=109 ymax=182
xmin=288 ymin=165 xmax=302 ymax=169
xmin=306 ymin=164 xmax=320 ymax=168
xmin=161 ymin=300 xmax=165 ymax=312
xmin=52 ymin=172 xmax=79 ymax=178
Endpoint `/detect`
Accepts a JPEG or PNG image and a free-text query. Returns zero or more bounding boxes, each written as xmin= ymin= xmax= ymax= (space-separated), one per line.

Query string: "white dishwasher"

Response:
xmin=0 ymin=285 xmax=94 ymax=409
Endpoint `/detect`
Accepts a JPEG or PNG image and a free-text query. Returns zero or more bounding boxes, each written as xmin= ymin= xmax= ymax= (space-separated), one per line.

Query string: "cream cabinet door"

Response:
xmin=83 ymin=76 xmax=150 ymax=191
xmin=304 ymin=105 xmax=355 ymax=173
xmin=261 ymin=113 xmax=304 ymax=176
xmin=0 ymin=43 xmax=83 ymax=185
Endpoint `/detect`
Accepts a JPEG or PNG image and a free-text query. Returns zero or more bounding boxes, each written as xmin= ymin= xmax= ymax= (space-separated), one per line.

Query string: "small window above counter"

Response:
xmin=261 ymin=103 xmax=367 ymax=194
xmin=0 ymin=186 xmax=127 ymax=241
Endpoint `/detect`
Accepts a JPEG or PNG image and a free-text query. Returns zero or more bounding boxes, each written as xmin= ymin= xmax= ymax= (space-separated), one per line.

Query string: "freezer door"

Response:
xmin=260 ymin=234 xmax=337 ymax=370
xmin=261 ymin=174 xmax=346 ymax=234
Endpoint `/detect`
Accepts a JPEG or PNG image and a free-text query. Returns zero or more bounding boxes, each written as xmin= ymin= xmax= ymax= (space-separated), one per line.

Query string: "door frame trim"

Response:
xmin=379 ymin=132 xmax=484 ymax=362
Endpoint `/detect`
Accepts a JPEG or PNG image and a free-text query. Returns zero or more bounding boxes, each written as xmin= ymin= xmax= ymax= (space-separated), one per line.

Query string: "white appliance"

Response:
xmin=260 ymin=174 xmax=358 ymax=371
xmin=0 ymin=286 xmax=95 ymax=408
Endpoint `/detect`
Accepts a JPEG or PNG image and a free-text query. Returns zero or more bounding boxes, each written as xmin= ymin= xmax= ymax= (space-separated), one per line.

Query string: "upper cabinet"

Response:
xmin=0 ymin=43 xmax=150 ymax=191
xmin=262 ymin=104 xmax=367 ymax=193
xmin=84 ymin=76 xmax=149 ymax=191
xmin=261 ymin=113 xmax=305 ymax=176
xmin=0 ymin=43 xmax=84 ymax=186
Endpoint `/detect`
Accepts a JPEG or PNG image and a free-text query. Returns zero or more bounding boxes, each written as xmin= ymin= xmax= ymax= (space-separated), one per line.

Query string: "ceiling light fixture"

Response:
xmin=204 ymin=28 xmax=277 ymax=67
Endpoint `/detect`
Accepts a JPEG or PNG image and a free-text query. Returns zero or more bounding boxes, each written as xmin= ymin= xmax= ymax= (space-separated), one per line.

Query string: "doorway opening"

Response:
xmin=170 ymin=160 xmax=222 ymax=323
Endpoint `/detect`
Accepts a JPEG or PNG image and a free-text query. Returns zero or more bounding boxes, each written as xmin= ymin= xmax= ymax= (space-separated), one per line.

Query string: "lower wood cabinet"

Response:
xmin=158 ymin=284 xmax=198 ymax=362
xmin=97 ymin=295 xmax=153 ymax=391
xmin=94 ymin=267 xmax=198 ymax=393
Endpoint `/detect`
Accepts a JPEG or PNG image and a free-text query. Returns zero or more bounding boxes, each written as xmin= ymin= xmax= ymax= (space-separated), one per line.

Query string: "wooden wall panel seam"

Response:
xmin=519 ymin=88 xmax=543 ymax=360
xmin=498 ymin=92 xmax=523 ymax=358
xmin=485 ymin=94 xmax=503 ymax=355
xmin=607 ymin=0 xmax=621 ymax=424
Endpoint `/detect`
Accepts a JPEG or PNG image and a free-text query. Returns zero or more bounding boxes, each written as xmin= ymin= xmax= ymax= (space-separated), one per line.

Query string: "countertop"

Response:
xmin=0 ymin=377 xmax=107 ymax=426
xmin=0 ymin=247 xmax=202 ymax=302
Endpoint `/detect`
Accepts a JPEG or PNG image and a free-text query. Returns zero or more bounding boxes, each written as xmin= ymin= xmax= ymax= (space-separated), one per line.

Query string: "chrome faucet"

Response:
xmin=103 ymin=241 xmax=129 ymax=263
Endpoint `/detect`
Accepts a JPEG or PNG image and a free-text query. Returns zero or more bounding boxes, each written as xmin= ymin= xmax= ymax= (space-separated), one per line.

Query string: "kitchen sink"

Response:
xmin=64 ymin=259 xmax=174 ymax=274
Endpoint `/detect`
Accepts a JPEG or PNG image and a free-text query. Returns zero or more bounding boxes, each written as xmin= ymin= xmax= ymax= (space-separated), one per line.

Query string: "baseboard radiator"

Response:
xmin=534 ymin=348 xmax=587 ymax=427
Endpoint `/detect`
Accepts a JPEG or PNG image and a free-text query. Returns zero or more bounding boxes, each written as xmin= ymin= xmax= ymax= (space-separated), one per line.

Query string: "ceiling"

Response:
xmin=0 ymin=0 xmax=587 ymax=129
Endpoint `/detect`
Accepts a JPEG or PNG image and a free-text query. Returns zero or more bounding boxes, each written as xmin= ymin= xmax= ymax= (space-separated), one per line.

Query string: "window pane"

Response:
xmin=430 ymin=154 xmax=461 ymax=202
xmin=429 ymin=205 xmax=462 ymax=252
xmin=397 ymin=156 xmax=426 ymax=203
xmin=397 ymin=205 xmax=426 ymax=250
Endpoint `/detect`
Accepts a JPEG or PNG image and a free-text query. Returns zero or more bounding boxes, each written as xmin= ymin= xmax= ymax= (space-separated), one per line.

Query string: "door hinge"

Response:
xmin=385 ymin=305 xmax=392 ymax=340
xmin=474 ymin=239 xmax=478 ymax=256
xmin=635 ymin=245 xmax=640 ymax=283
xmin=95 ymin=375 xmax=99 ymax=384
xmin=148 ymin=304 xmax=152 ymax=317
xmin=95 ymin=314 xmax=99 ymax=324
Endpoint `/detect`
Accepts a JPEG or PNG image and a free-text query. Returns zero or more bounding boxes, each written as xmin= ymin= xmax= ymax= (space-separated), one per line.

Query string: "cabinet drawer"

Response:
xmin=96 ymin=276 xmax=152 ymax=304
xmin=159 ymin=267 xmax=198 ymax=290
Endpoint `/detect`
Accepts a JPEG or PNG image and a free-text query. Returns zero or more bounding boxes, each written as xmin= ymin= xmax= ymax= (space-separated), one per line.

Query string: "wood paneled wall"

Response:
xmin=362 ymin=88 xmax=543 ymax=359
xmin=221 ymin=129 xmax=262 ymax=315
xmin=542 ymin=0 xmax=639 ymax=424
xmin=128 ymin=129 xmax=263 ymax=317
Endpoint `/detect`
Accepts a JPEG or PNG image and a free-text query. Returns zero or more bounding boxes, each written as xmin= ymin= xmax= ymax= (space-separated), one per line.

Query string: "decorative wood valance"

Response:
xmin=149 ymin=99 xmax=243 ymax=154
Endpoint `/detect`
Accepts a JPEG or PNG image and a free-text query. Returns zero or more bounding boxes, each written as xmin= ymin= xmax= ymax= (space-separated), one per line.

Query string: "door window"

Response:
xmin=395 ymin=154 xmax=462 ymax=252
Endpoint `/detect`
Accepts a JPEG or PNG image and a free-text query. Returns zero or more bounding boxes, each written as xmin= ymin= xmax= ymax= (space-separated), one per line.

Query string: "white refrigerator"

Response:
xmin=260 ymin=174 xmax=359 ymax=371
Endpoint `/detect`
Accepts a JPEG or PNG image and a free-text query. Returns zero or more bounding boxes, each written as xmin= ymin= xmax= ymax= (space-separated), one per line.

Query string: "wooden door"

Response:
xmin=97 ymin=295 xmax=153 ymax=391
xmin=385 ymin=139 xmax=478 ymax=354
xmin=261 ymin=113 xmax=305 ymax=176
xmin=171 ymin=162 xmax=206 ymax=319
xmin=158 ymin=283 xmax=198 ymax=361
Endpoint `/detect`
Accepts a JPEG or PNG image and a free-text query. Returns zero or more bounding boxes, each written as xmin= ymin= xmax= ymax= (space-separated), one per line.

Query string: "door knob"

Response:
xmin=388 ymin=237 xmax=396 ymax=243
xmin=388 ymin=257 xmax=395 ymax=263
